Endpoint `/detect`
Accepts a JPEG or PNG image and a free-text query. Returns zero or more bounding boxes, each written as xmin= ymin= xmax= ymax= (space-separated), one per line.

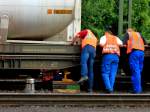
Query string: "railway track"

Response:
xmin=0 ymin=93 xmax=150 ymax=106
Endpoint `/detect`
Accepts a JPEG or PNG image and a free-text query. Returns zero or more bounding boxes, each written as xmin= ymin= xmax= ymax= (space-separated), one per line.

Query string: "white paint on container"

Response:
xmin=0 ymin=0 xmax=77 ymax=40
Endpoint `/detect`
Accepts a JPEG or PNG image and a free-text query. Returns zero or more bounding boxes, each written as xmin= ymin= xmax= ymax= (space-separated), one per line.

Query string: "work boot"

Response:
xmin=105 ymin=89 xmax=113 ymax=94
xmin=87 ymin=89 xmax=93 ymax=94
xmin=77 ymin=76 xmax=88 ymax=84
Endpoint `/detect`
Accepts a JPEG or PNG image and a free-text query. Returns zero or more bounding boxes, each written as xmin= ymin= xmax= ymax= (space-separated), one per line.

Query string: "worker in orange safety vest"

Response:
xmin=123 ymin=28 xmax=147 ymax=93
xmin=99 ymin=26 xmax=123 ymax=93
xmin=71 ymin=29 xmax=98 ymax=93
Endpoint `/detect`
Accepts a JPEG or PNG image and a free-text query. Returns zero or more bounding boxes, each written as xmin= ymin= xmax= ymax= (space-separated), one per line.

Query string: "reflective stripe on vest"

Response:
xmin=127 ymin=31 xmax=144 ymax=54
xmin=102 ymin=33 xmax=120 ymax=56
xmin=81 ymin=30 xmax=98 ymax=49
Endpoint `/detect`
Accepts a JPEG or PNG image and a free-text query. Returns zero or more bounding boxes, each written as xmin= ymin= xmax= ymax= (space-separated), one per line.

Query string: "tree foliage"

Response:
xmin=82 ymin=0 xmax=150 ymax=41
xmin=132 ymin=0 xmax=150 ymax=41
xmin=82 ymin=0 xmax=117 ymax=38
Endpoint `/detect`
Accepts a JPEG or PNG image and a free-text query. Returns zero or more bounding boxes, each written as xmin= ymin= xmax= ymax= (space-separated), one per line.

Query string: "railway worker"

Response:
xmin=123 ymin=28 xmax=147 ymax=93
xmin=99 ymin=26 xmax=123 ymax=93
xmin=71 ymin=29 xmax=98 ymax=93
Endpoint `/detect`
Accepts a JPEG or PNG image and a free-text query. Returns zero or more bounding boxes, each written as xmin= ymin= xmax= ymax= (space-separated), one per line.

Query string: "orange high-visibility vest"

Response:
xmin=127 ymin=31 xmax=144 ymax=54
xmin=102 ymin=32 xmax=120 ymax=56
xmin=81 ymin=30 xmax=98 ymax=49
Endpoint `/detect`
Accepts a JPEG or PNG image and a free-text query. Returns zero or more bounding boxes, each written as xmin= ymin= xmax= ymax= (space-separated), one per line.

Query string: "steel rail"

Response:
xmin=0 ymin=93 xmax=150 ymax=106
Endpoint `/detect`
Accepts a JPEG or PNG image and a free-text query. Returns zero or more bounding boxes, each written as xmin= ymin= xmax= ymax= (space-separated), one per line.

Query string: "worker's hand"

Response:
xmin=70 ymin=36 xmax=78 ymax=46
xmin=144 ymin=45 xmax=149 ymax=47
xmin=70 ymin=41 xmax=74 ymax=46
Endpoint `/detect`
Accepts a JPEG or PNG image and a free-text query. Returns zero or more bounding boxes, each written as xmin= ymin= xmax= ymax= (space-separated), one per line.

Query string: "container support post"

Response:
xmin=0 ymin=15 xmax=9 ymax=44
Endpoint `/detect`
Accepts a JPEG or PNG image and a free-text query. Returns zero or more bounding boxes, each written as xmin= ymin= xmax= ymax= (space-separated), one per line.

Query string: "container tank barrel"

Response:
xmin=0 ymin=0 xmax=76 ymax=40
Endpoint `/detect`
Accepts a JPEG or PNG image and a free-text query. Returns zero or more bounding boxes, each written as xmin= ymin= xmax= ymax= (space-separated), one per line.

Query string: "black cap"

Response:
xmin=105 ymin=25 xmax=112 ymax=31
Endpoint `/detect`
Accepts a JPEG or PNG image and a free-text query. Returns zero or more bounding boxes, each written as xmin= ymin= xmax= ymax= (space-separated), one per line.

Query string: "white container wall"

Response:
xmin=0 ymin=0 xmax=76 ymax=40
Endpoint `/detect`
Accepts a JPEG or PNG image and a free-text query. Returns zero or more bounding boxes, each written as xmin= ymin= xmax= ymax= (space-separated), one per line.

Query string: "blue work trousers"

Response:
xmin=129 ymin=50 xmax=144 ymax=93
xmin=81 ymin=45 xmax=96 ymax=90
xmin=101 ymin=54 xmax=119 ymax=92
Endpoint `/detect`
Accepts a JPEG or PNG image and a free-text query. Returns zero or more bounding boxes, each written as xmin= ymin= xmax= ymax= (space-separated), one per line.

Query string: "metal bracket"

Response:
xmin=0 ymin=15 xmax=9 ymax=44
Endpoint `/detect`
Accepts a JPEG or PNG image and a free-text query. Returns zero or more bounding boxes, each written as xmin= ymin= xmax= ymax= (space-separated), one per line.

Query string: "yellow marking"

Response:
xmin=47 ymin=9 xmax=72 ymax=15
xmin=47 ymin=9 xmax=53 ymax=14
xmin=54 ymin=9 xmax=72 ymax=14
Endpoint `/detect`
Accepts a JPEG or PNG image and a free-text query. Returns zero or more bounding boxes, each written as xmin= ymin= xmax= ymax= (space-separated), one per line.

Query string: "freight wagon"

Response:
xmin=0 ymin=0 xmax=81 ymax=75
xmin=0 ymin=0 xmax=82 ymax=91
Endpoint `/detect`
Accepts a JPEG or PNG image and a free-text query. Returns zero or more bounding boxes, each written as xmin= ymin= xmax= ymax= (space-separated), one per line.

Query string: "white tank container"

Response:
xmin=0 ymin=0 xmax=76 ymax=40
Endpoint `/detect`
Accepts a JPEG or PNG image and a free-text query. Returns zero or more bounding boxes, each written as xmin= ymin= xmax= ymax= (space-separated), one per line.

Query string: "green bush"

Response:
xmin=82 ymin=0 xmax=150 ymax=42
xmin=82 ymin=0 xmax=117 ymax=39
